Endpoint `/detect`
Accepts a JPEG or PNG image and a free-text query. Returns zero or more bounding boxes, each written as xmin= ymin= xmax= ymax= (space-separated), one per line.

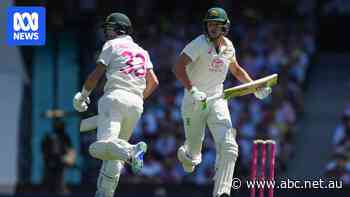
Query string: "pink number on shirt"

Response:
xmin=120 ymin=51 xmax=146 ymax=78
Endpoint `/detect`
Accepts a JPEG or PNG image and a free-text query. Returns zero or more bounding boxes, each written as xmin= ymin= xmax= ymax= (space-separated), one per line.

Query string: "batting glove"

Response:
xmin=254 ymin=86 xmax=272 ymax=100
xmin=73 ymin=91 xmax=90 ymax=112
xmin=190 ymin=86 xmax=207 ymax=102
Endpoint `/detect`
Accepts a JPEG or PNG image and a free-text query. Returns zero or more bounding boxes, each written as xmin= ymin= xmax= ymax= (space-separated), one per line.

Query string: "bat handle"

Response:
xmin=201 ymin=100 xmax=207 ymax=110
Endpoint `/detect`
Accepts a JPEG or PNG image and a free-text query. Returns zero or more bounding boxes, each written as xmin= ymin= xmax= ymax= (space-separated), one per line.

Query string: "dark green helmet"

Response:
xmin=203 ymin=7 xmax=230 ymax=36
xmin=103 ymin=12 xmax=133 ymax=37
xmin=204 ymin=7 xmax=229 ymax=23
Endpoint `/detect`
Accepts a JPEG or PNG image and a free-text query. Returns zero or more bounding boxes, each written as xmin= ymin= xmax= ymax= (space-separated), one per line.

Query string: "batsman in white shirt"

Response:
xmin=73 ymin=13 xmax=159 ymax=197
xmin=174 ymin=7 xmax=271 ymax=197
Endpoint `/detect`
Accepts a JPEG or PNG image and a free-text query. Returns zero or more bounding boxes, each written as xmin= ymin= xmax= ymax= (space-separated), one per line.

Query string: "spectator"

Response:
xmin=42 ymin=120 xmax=76 ymax=194
xmin=327 ymin=101 xmax=350 ymax=186
xmin=333 ymin=114 xmax=350 ymax=150
xmin=325 ymin=153 xmax=350 ymax=185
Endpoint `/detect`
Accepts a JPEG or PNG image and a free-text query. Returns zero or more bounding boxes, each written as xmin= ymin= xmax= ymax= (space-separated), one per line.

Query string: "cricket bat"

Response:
xmin=223 ymin=74 xmax=278 ymax=99
xmin=80 ymin=115 xmax=98 ymax=132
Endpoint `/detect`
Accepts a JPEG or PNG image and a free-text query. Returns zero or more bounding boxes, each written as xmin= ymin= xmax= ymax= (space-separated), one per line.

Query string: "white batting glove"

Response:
xmin=190 ymin=86 xmax=207 ymax=102
xmin=73 ymin=92 xmax=90 ymax=112
xmin=254 ymin=86 xmax=272 ymax=100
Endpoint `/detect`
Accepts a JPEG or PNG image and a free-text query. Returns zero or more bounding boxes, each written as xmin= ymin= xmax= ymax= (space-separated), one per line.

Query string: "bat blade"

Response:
xmin=80 ymin=115 xmax=98 ymax=132
xmin=224 ymin=74 xmax=278 ymax=99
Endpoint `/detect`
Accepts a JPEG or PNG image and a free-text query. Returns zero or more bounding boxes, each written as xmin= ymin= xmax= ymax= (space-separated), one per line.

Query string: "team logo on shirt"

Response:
xmin=209 ymin=57 xmax=224 ymax=72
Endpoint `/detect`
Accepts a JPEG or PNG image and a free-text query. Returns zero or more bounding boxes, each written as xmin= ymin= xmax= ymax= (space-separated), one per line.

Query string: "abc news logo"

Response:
xmin=13 ymin=12 xmax=39 ymax=40
xmin=7 ymin=7 xmax=45 ymax=45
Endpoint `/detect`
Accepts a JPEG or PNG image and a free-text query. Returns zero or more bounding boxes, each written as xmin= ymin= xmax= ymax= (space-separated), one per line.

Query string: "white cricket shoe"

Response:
xmin=177 ymin=146 xmax=200 ymax=173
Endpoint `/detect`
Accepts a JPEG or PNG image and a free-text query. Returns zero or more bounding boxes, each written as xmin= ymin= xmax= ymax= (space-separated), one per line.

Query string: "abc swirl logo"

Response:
xmin=7 ymin=6 xmax=46 ymax=45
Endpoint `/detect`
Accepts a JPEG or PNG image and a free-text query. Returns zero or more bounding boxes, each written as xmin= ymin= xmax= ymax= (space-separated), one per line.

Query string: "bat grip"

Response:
xmin=201 ymin=100 xmax=207 ymax=110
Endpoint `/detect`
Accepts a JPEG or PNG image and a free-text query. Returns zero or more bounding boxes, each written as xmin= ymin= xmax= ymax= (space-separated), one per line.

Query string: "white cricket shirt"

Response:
xmin=182 ymin=34 xmax=236 ymax=97
xmin=97 ymin=35 xmax=153 ymax=97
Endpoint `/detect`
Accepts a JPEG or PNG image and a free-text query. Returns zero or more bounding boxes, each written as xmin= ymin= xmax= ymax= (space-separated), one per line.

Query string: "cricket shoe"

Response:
xmin=177 ymin=146 xmax=201 ymax=173
xmin=130 ymin=141 xmax=147 ymax=174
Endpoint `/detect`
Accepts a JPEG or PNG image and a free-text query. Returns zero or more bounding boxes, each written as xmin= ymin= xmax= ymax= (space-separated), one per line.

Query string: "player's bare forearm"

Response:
xmin=229 ymin=58 xmax=253 ymax=84
xmin=174 ymin=53 xmax=193 ymax=90
xmin=83 ymin=63 xmax=106 ymax=92
xmin=233 ymin=66 xmax=253 ymax=83
xmin=143 ymin=69 xmax=159 ymax=99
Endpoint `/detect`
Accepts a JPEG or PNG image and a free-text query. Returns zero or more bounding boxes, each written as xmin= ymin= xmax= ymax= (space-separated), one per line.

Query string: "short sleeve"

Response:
xmin=181 ymin=36 xmax=203 ymax=62
xmin=231 ymin=45 xmax=236 ymax=57
xmin=144 ymin=51 xmax=153 ymax=69
xmin=230 ymin=46 xmax=237 ymax=62
xmin=227 ymin=38 xmax=236 ymax=57
xmin=97 ymin=41 xmax=113 ymax=66
xmin=224 ymin=38 xmax=237 ymax=62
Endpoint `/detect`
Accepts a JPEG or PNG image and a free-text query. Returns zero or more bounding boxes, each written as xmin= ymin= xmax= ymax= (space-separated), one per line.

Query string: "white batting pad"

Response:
xmin=95 ymin=161 xmax=123 ymax=197
xmin=89 ymin=140 xmax=130 ymax=161
xmin=212 ymin=129 xmax=239 ymax=196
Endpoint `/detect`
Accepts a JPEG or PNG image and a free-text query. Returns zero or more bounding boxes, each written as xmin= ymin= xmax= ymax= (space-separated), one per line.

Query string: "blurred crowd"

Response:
xmin=79 ymin=14 xmax=315 ymax=185
xmin=325 ymin=101 xmax=350 ymax=185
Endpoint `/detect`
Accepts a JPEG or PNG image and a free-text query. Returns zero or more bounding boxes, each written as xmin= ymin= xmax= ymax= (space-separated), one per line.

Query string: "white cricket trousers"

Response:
xmin=94 ymin=89 xmax=143 ymax=197
xmin=181 ymin=92 xmax=239 ymax=197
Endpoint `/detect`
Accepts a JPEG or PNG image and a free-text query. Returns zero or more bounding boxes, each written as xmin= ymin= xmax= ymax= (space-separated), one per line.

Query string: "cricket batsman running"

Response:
xmin=73 ymin=13 xmax=159 ymax=197
xmin=174 ymin=7 xmax=271 ymax=197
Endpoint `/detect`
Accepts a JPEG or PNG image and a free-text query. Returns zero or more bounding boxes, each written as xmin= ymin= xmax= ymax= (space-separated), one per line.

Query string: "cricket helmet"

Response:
xmin=102 ymin=12 xmax=133 ymax=38
xmin=203 ymin=7 xmax=230 ymax=36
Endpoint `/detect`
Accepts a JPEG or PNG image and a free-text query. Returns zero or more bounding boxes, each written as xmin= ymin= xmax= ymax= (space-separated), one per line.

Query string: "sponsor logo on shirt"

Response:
xmin=209 ymin=57 xmax=224 ymax=72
